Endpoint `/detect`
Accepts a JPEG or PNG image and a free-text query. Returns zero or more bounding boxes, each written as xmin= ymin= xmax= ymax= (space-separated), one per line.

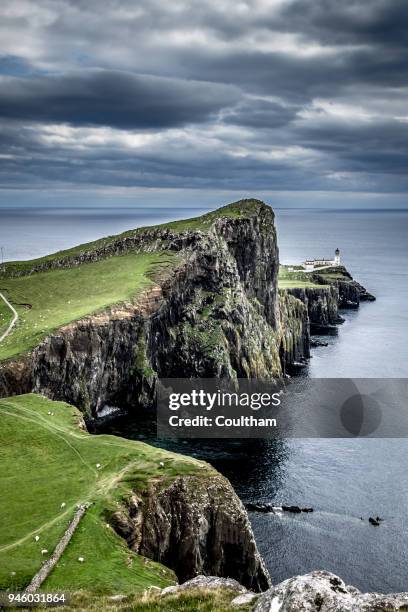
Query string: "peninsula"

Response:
xmin=1 ymin=199 xmax=396 ymax=612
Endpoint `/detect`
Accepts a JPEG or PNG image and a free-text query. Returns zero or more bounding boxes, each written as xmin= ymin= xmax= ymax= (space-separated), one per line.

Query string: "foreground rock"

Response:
xmin=160 ymin=572 xmax=408 ymax=612
xmin=254 ymin=571 xmax=408 ymax=612
xmin=160 ymin=575 xmax=248 ymax=596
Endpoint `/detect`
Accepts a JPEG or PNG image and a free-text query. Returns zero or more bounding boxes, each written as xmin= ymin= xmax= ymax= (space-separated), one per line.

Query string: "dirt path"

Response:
xmin=0 ymin=291 xmax=18 ymax=343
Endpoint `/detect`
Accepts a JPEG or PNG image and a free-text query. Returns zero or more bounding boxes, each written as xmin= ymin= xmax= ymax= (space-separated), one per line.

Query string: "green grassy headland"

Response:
xmin=0 ymin=394 xmax=209 ymax=594
xmin=278 ymin=265 xmax=326 ymax=289
xmin=2 ymin=199 xmax=260 ymax=277
xmin=0 ymin=252 xmax=178 ymax=362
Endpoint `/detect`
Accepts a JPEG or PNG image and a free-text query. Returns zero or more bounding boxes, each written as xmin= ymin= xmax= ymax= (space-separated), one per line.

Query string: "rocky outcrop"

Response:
xmin=0 ymin=200 xmax=289 ymax=413
xmin=285 ymin=286 xmax=343 ymax=333
xmin=278 ymin=292 xmax=310 ymax=373
xmin=312 ymin=267 xmax=375 ymax=308
xmin=253 ymin=570 xmax=408 ymax=612
xmin=109 ymin=473 xmax=271 ymax=592
xmin=278 ymin=265 xmax=375 ymax=339
xmin=157 ymin=571 xmax=408 ymax=612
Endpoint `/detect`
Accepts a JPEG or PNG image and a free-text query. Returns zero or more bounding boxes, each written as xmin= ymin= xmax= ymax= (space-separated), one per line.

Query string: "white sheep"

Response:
xmin=34 ymin=535 xmax=40 ymax=542
xmin=78 ymin=557 xmax=85 ymax=563
xmin=60 ymin=502 xmax=66 ymax=508
xmin=41 ymin=549 xmax=48 ymax=555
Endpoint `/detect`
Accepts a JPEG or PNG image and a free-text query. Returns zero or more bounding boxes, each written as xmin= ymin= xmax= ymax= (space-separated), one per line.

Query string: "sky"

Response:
xmin=0 ymin=0 xmax=407 ymax=210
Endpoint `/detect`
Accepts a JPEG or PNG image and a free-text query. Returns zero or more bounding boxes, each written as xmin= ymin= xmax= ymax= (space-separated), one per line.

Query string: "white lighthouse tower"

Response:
xmin=334 ymin=248 xmax=341 ymax=266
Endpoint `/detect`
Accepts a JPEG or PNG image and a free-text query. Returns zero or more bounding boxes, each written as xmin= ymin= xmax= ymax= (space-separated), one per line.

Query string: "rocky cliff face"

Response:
xmin=312 ymin=267 xmax=375 ymax=308
xmin=278 ymin=292 xmax=310 ymax=372
xmin=0 ymin=201 xmax=374 ymax=413
xmin=109 ymin=473 xmax=271 ymax=592
xmin=285 ymin=286 xmax=342 ymax=333
xmin=0 ymin=200 xmax=289 ymax=414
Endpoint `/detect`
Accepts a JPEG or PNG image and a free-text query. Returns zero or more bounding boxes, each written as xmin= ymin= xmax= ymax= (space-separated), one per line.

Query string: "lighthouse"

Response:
xmin=334 ymin=248 xmax=341 ymax=266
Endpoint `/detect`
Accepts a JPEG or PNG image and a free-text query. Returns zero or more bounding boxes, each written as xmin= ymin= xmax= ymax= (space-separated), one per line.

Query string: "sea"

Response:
xmin=1 ymin=205 xmax=408 ymax=593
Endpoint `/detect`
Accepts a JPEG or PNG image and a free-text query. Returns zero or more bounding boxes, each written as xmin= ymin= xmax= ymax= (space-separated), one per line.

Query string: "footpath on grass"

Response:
xmin=0 ymin=292 xmax=18 ymax=343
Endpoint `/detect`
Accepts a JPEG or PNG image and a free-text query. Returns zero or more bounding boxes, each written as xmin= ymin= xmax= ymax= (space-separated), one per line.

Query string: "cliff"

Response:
xmin=0 ymin=200 xmax=289 ymax=414
xmin=110 ymin=473 xmax=270 ymax=591
xmin=278 ymin=291 xmax=310 ymax=372
xmin=0 ymin=394 xmax=270 ymax=593
xmin=278 ymin=263 xmax=375 ymax=337
xmin=285 ymin=285 xmax=342 ymax=333
xmin=312 ymin=266 xmax=376 ymax=308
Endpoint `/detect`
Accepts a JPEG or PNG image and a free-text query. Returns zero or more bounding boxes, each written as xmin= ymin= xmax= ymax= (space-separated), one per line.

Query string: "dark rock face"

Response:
xmin=0 ymin=200 xmax=298 ymax=412
xmin=0 ymin=202 xmax=374 ymax=412
xmin=278 ymin=292 xmax=310 ymax=373
xmin=286 ymin=286 xmax=342 ymax=332
xmin=313 ymin=267 xmax=376 ymax=309
xmin=109 ymin=474 xmax=271 ymax=592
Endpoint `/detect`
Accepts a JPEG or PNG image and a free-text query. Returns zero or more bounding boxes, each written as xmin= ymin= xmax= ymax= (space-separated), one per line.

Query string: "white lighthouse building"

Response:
xmin=303 ymin=249 xmax=341 ymax=271
xmin=334 ymin=248 xmax=341 ymax=266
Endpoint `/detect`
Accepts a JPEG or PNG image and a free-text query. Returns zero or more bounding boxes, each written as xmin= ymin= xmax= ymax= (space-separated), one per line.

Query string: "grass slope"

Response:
xmin=0 ymin=252 xmax=177 ymax=362
xmin=0 ymin=199 xmax=264 ymax=362
xmin=0 ymin=394 xmax=208 ymax=594
xmin=63 ymin=587 xmax=255 ymax=611
xmin=278 ymin=266 xmax=325 ymax=289
xmin=2 ymin=199 xmax=261 ymax=277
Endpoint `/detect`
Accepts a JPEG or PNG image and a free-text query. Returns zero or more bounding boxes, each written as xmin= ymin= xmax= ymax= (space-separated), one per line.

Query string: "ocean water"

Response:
xmin=1 ymin=206 xmax=408 ymax=593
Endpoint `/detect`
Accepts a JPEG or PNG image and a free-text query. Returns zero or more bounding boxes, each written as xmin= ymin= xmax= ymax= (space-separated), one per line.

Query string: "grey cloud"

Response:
xmin=0 ymin=70 xmax=240 ymax=129
xmin=0 ymin=0 xmax=407 ymax=197
xmin=223 ymin=99 xmax=298 ymax=129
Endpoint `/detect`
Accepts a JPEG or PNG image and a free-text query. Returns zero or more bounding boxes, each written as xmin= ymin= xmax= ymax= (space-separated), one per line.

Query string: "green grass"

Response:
xmin=60 ymin=587 xmax=255 ymax=611
xmin=278 ymin=279 xmax=324 ymax=289
xmin=0 ymin=394 xmax=209 ymax=594
xmin=0 ymin=252 xmax=178 ymax=362
xmin=278 ymin=266 xmax=326 ymax=289
xmin=2 ymin=199 xmax=263 ymax=277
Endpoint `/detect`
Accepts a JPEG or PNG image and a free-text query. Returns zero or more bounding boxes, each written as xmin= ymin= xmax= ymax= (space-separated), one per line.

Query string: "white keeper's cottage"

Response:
xmin=303 ymin=248 xmax=341 ymax=271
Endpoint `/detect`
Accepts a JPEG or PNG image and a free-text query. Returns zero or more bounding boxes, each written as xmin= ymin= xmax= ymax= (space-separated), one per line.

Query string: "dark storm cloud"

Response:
xmin=223 ymin=99 xmax=298 ymax=129
xmin=278 ymin=0 xmax=408 ymax=46
xmin=0 ymin=70 xmax=239 ymax=129
xmin=0 ymin=0 xmax=407 ymax=197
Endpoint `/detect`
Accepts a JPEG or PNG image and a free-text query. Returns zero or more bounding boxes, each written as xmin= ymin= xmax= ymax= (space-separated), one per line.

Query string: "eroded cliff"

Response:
xmin=0 ymin=200 xmax=287 ymax=414
xmin=110 ymin=473 xmax=270 ymax=592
